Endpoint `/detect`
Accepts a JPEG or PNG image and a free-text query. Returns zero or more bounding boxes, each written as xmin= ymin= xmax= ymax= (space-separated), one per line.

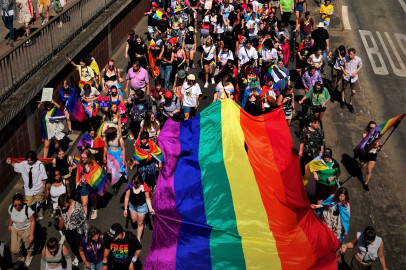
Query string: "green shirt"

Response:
xmin=305 ymin=87 xmax=331 ymax=106
xmin=280 ymin=0 xmax=294 ymax=12
xmin=317 ymin=161 xmax=340 ymax=186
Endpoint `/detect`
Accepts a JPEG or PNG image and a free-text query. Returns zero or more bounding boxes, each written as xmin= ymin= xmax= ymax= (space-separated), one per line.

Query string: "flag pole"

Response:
xmin=377 ymin=125 xmax=399 ymax=152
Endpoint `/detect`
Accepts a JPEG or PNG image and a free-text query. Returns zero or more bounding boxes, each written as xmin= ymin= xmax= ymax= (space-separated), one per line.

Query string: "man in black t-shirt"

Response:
xmin=311 ymin=22 xmax=330 ymax=71
xmin=103 ymin=223 xmax=142 ymax=270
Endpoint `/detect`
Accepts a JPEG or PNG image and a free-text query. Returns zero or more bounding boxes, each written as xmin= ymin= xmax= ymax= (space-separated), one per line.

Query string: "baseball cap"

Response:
xmin=204 ymin=16 xmax=210 ymax=23
xmin=165 ymin=91 xmax=173 ymax=99
xmin=317 ymin=22 xmax=325 ymax=28
xmin=108 ymin=223 xmax=123 ymax=238
xmin=178 ymin=69 xmax=186 ymax=79
xmin=187 ymin=74 xmax=195 ymax=80
xmin=151 ymin=3 xmax=158 ymax=8
xmin=188 ymin=26 xmax=194 ymax=32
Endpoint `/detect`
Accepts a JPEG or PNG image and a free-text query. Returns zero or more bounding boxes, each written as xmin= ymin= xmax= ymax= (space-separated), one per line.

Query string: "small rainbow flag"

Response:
xmin=153 ymin=9 xmax=163 ymax=20
xmin=127 ymin=159 xmax=136 ymax=170
xmin=354 ymin=113 xmax=405 ymax=158
xmin=123 ymin=99 xmax=128 ymax=105
xmin=73 ymin=155 xmax=80 ymax=164
xmin=209 ymin=61 xmax=216 ymax=68
xmin=128 ymin=132 xmax=135 ymax=141
xmin=134 ymin=140 xmax=163 ymax=163
xmin=144 ymin=100 xmax=339 ymax=269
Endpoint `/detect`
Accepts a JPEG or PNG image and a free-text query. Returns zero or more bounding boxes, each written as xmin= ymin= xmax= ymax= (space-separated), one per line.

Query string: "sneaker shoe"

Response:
xmin=185 ymin=67 xmax=189 ymax=71
xmin=192 ymin=63 xmax=195 ymax=69
xmin=204 ymin=82 xmax=209 ymax=88
xmin=67 ymin=130 xmax=73 ymax=135
xmin=42 ymin=19 xmax=48 ymax=25
xmin=211 ymin=78 xmax=215 ymax=84
xmin=58 ymin=22 xmax=63 ymax=28
xmin=72 ymin=257 xmax=79 ymax=266
xmin=59 ymin=235 xmax=66 ymax=244
xmin=348 ymin=104 xmax=354 ymax=113
xmin=363 ymin=184 xmax=369 ymax=192
xmin=9 ymin=40 xmax=14 ymax=46
xmin=25 ymin=256 xmax=33 ymax=267
xmin=38 ymin=208 xmax=44 ymax=220
xmin=340 ymin=101 xmax=345 ymax=108
xmin=90 ymin=209 xmax=98 ymax=220
xmin=6 ymin=39 xmax=10 ymax=45
xmin=25 ymin=39 xmax=31 ymax=45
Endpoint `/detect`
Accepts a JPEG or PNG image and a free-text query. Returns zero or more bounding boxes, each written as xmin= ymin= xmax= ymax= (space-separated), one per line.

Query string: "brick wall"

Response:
xmin=0 ymin=0 xmax=149 ymax=195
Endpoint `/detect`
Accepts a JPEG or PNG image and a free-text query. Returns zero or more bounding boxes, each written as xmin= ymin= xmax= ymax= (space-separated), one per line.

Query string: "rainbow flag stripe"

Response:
xmin=9 ymin=157 xmax=54 ymax=167
xmin=73 ymin=155 xmax=80 ymax=164
xmin=76 ymin=160 xmax=109 ymax=196
xmin=134 ymin=140 xmax=163 ymax=163
xmin=354 ymin=113 xmax=405 ymax=158
xmin=145 ymin=100 xmax=339 ymax=270
xmin=127 ymin=159 xmax=136 ymax=170
xmin=128 ymin=132 xmax=135 ymax=141
xmin=153 ymin=9 xmax=163 ymax=20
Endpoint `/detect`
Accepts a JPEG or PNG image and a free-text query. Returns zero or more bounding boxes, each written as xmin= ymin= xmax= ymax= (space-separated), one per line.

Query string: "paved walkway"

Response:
xmin=0 ymin=0 xmax=80 ymax=56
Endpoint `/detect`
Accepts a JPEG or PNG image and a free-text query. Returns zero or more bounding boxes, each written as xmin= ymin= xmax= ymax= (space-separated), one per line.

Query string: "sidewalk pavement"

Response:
xmin=0 ymin=0 xmax=80 ymax=56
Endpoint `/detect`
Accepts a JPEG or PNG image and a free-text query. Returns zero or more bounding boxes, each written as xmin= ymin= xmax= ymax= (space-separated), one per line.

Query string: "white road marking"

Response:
xmin=342 ymin=6 xmax=351 ymax=30
xmin=398 ymin=0 xmax=406 ymax=13
xmin=359 ymin=30 xmax=389 ymax=75
xmin=376 ymin=32 xmax=406 ymax=77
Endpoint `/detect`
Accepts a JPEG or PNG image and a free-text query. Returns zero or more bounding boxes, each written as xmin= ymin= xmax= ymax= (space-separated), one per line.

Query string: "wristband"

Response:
xmin=132 ymin=256 xmax=137 ymax=263
xmin=103 ymin=259 xmax=108 ymax=266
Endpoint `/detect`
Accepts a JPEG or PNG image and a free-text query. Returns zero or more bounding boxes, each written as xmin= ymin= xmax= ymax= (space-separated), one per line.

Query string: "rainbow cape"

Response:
xmin=148 ymin=39 xmax=160 ymax=78
xmin=76 ymin=160 xmax=109 ymax=196
xmin=145 ymin=100 xmax=339 ymax=269
xmin=9 ymin=157 xmax=54 ymax=167
xmin=353 ymin=113 xmax=405 ymax=158
xmin=76 ymin=133 xmax=105 ymax=153
xmin=40 ymin=107 xmax=65 ymax=140
xmin=63 ymin=86 xmax=86 ymax=122
xmin=134 ymin=140 xmax=164 ymax=163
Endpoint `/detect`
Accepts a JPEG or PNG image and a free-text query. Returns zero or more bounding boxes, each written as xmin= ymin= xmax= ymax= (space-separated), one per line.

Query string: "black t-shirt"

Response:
xmin=228 ymin=11 xmax=238 ymax=26
xmin=104 ymin=232 xmax=142 ymax=267
xmin=223 ymin=34 xmax=236 ymax=51
xmin=311 ymin=29 xmax=329 ymax=51
xmin=148 ymin=12 xmax=159 ymax=27
xmin=0 ymin=242 xmax=13 ymax=270
xmin=189 ymin=0 xmax=199 ymax=6
xmin=157 ymin=20 xmax=170 ymax=33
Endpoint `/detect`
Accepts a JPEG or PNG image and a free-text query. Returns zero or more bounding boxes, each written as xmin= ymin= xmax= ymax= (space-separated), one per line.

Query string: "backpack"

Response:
xmin=9 ymin=204 xmax=30 ymax=219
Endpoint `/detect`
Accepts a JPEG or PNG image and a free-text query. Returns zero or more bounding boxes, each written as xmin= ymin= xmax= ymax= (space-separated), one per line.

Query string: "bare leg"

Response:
xmin=349 ymin=89 xmax=356 ymax=105
xmin=364 ymin=161 xmax=376 ymax=185
xmin=81 ymin=195 xmax=89 ymax=216
xmin=137 ymin=214 xmax=146 ymax=240
xmin=64 ymin=110 xmax=72 ymax=131
xmin=44 ymin=140 xmax=50 ymax=158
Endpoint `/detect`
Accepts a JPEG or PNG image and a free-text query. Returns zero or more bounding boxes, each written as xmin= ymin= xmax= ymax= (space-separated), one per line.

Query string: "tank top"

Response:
xmin=311 ymin=54 xmax=322 ymax=67
xmin=44 ymin=244 xmax=64 ymax=267
xmin=355 ymin=232 xmax=382 ymax=263
xmin=109 ymin=95 xmax=120 ymax=105
xmin=162 ymin=46 xmax=172 ymax=63
xmin=55 ymin=155 xmax=70 ymax=176
xmin=103 ymin=68 xmax=117 ymax=81
xmin=50 ymin=181 xmax=67 ymax=209
xmin=108 ymin=137 xmax=121 ymax=151
xmin=282 ymin=93 xmax=293 ymax=110
xmin=129 ymin=187 xmax=147 ymax=206
xmin=185 ymin=33 xmax=194 ymax=45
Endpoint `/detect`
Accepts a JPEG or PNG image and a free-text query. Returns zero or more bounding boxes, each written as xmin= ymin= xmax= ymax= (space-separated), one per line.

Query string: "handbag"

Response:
xmin=53 ymin=0 xmax=63 ymax=12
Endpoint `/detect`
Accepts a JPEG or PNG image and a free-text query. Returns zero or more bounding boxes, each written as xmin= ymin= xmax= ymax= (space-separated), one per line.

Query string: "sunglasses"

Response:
xmin=14 ymin=204 xmax=22 ymax=207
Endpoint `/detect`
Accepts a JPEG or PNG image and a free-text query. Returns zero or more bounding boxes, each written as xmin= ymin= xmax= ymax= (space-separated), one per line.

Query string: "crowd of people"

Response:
xmin=0 ymin=0 xmax=390 ymax=270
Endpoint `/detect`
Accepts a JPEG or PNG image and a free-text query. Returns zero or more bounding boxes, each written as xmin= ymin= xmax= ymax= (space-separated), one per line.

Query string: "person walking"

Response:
xmin=311 ymin=22 xmax=329 ymax=74
xmin=340 ymin=48 xmax=362 ymax=113
xmin=180 ymin=74 xmax=201 ymax=120
xmin=319 ymin=0 xmax=334 ymax=30
xmin=1 ymin=0 xmax=15 ymax=46
xmin=340 ymin=226 xmax=388 ymax=270
xmin=6 ymin=151 xmax=47 ymax=220
xmin=40 ymin=237 xmax=72 ymax=270
xmin=79 ymin=226 xmax=105 ymax=270
xmin=125 ymin=61 xmax=150 ymax=99
xmin=102 ymin=223 xmax=142 ymax=270
xmin=8 ymin=193 xmax=35 ymax=267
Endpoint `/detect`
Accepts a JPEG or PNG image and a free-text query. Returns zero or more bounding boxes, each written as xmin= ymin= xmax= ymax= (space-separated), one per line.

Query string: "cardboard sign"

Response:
xmin=204 ymin=0 xmax=212 ymax=10
xmin=41 ymin=88 xmax=54 ymax=101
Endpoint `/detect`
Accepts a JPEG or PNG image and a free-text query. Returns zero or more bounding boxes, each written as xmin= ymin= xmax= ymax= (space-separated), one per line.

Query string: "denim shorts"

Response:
xmin=294 ymin=4 xmax=304 ymax=12
xmin=183 ymin=106 xmax=194 ymax=113
xmin=80 ymin=184 xmax=94 ymax=196
xmin=129 ymin=202 xmax=148 ymax=215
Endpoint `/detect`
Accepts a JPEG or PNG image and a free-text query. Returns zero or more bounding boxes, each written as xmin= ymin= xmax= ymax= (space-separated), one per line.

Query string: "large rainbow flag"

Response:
xmin=145 ymin=100 xmax=339 ymax=270
xmin=353 ymin=113 xmax=405 ymax=158
xmin=63 ymin=86 xmax=86 ymax=122
xmin=76 ymin=160 xmax=109 ymax=196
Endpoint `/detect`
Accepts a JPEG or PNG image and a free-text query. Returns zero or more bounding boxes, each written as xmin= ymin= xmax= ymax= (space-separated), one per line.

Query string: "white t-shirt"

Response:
xmin=9 ymin=205 xmax=34 ymax=231
xmin=260 ymin=47 xmax=277 ymax=62
xmin=238 ymin=46 xmax=258 ymax=65
xmin=14 ymin=161 xmax=47 ymax=196
xmin=181 ymin=82 xmax=202 ymax=107
xmin=218 ymin=50 xmax=234 ymax=64
xmin=202 ymin=45 xmax=215 ymax=61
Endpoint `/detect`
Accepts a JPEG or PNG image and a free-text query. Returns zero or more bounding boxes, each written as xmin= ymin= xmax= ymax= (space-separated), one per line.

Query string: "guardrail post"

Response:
xmin=8 ymin=56 xmax=14 ymax=93
xmin=49 ymin=25 xmax=55 ymax=55
xmin=80 ymin=0 xmax=84 ymax=30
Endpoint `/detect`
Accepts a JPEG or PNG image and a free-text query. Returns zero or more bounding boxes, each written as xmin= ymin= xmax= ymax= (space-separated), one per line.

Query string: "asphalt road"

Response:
xmin=0 ymin=0 xmax=405 ymax=269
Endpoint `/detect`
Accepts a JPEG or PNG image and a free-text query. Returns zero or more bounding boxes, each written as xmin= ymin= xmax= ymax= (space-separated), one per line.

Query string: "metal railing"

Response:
xmin=0 ymin=0 xmax=117 ymax=104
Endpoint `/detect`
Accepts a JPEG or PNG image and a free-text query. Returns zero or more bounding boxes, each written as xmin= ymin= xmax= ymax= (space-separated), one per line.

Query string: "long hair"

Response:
xmin=333 ymin=187 xmax=350 ymax=205
xmin=81 ymin=149 xmax=96 ymax=165
xmin=87 ymin=226 xmax=102 ymax=243
xmin=104 ymin=127 xmax=118 ymax=142
xmin=364 ymin=121 xmax=377 ymax=134
xmin=143 ymin=111 xmax=159 ymax=132
xmin=131 ymin=171 xmax=144 ymax=185
xmin=108 ymin=103 xmax=120 ymax=120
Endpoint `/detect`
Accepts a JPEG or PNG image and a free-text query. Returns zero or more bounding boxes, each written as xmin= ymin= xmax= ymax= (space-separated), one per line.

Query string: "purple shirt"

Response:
xmin=80 ymin=235 xmax=105 ymax=264
xmin=126 ymin=67 xmax=149 ymax=90
xmin=302 ymin=70 xmax=322 ymax=89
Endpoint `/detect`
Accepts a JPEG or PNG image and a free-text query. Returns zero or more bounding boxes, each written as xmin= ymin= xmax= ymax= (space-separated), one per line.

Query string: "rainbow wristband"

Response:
xmin=102 ymin=260 xmax=108 ymax=266
xmin=132 ymin=256 xmax=138 ymax=263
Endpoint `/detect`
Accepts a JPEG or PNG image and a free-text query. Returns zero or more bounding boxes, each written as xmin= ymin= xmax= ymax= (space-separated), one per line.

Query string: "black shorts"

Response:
xmin=311 ymin=106 xmax=327 ymax=114
xmin=359 ymin=152 xmax=377 ymax=162
xmin=203 ymin=58 xmax=214 ymax=66
xmin=315 ymin=182 xmax=337 ymax=201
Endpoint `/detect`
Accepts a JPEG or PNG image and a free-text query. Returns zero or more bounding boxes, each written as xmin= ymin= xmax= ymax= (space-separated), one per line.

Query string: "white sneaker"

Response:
xmin=204 ymin=82 xmax=209 ymax=88
xmin=90 ymin=209 xmax=98 ymax=220
xmin=42 ymin=19 xmax=48 ymax=25
xmin=72 ymin=257 xmax=79 ymax=266
xmin=25 ymin=256 xmax=33 ymax=267
xmin=211 ymin=78 xmax=215 ymax=84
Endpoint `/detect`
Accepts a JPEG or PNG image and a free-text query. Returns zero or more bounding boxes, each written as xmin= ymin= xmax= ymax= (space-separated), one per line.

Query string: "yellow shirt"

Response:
xmin=320 ymin=4 xmax=334 ymax=21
